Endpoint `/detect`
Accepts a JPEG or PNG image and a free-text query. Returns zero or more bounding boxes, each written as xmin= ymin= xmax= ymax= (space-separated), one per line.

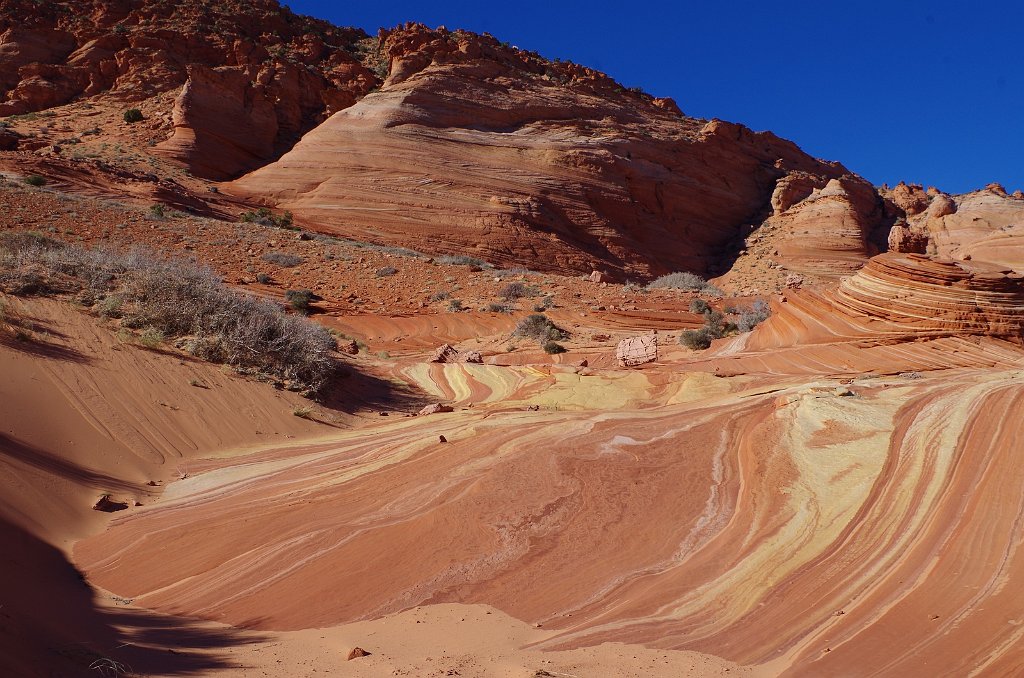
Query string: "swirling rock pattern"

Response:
xmin=75 ymin=363 xmax=1024 ymax=676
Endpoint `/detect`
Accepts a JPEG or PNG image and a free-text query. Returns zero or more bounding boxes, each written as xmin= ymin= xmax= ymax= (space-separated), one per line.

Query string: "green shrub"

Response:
xmin=24 ymin=175 xmax=47 ymax=187
xmin=447 ymin=299 xmax=463 ymax=312
xmin=689 ymin=298 xmax=710 ymax=315
xmin=514 ymin=313 xmax=568 ymax=344
xmin=149 ymin=204 xmax=166 ymax=219
xmin=240 ymin=207 xmax=293 ymax=229
xmin=285 ymin=288 xmax=314 ymax=314
xmin=123 ymin=108 xmax=144 ymax=123
xmin=543 ymin=340 xmax=566 ymax=354
xmin=139 ymin=327 xmax=165 ymax=348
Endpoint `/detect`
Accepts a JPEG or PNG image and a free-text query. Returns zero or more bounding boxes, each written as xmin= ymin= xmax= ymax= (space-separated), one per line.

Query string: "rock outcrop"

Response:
xmin=743 ymin=252 xmax=1024 ymax=352
xmin=882 ymin=183 xmax=1024 ymax=272
xmin=229 ymin=24 xmax=871 ymax=278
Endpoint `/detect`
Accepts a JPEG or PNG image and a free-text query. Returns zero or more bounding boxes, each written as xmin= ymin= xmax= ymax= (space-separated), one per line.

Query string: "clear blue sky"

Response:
xmin=288 ymin=0 xmax=1021 ymax=194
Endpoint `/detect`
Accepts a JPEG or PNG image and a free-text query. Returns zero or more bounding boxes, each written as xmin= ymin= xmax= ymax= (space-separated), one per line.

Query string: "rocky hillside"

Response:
xmin=0 ymin=0 xmax=378 ymax=177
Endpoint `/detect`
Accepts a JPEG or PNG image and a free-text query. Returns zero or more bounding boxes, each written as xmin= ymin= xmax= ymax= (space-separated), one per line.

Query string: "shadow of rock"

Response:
xmin=0 ymin=517 xmax=269 ymax=677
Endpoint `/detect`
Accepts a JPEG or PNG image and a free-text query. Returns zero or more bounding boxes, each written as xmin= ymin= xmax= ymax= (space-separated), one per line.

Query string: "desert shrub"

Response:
xmin=292 ymin=405 xmax=314 ymax=419
xmin=24 ymin=175 xmax=47 ymax=187
xmin=679 ymin=310 xmax=734 ymax=350
xmin=256 ymin=273 xmax=272 ymax=284
xmin=447 ymin=299 xmax=463 ymax=312
xmin=285 ymin=288 xmax=314 ymax=314
xmin=679 ymin=327 xmax=714 ymax=349
xmin=514 ymin=313 xmax=568 ymax=344
xmin=493 ymin=267 xmax=531 ymax=279
xmin=240 ymin=207 xmax=293 ymax=229
xmin=736 ymin=300 xmax=771 ymax=333
xmin=123 ymin=108 xmax=144 ymax=123
xmin=375 ymin=266 xmax=398 ymax=277
xmin=98 ymin=294 xmax=124 ymax=318
xmin=499 ymin=281 xmax=538 ymax=300
xmin=261 ymin=251 xmax=303 ymax=267
xmin=149 ymin=204 xmax=166 ymax=219
xmin=543 ymin=340 xmax=567 ymax=354
xmin=647 ymin=271 xmax=723 ymax=296
xmin=139 ymin=327 xmax=165 ymax=348
xmin=0 ymin=238 xmax=337 ymax=392
xmin=435 ymin=254 xmax=487 ymax=266
xmin=689 ymin=298 xmax=710 ymax=314
xmin=487 ymin=302 xmax=511 ymax=313
xmin=429 ymin=290 xmax=450 ymax=302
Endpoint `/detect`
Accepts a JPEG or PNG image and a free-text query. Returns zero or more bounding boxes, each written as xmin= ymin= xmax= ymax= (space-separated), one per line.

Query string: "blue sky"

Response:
xmin=288 ymin=1 xmax=1021 ymax=194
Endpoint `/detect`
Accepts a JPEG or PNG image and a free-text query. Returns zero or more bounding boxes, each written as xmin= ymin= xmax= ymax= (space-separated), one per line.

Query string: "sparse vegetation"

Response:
xmin=149 ymin=204 xmax=166 ymax=219
xmin=285 ymin=288 xmax=314 ymax=314
xmin=123 ymin=108 xmax=144 ymax=123
xmin=487 ymin=302 xmax=511 ymax=313
xmin=514 ymin=313 xmax=568 ymax=344
xmin=429 ymin=290 xmax=450 ymax=302
xmin=24 ymin=175 xmax=47 ymax=187
xmin=680 ymin=310 xmax=733 ymax=350
xmin=0 ymin=234 xmax=336 ymax=392
xmin=736 ymin=300 xmax=771 ymax=332
xmin=138 ymin=326 xmax=165 ymax=348
xmin=256 ymin=273 xmax=272 ymax=284
xmin=292 ymin=405 xmax=314 ymax=419
xmin=647 ymin=271 xmax=723 ymax=296
xmin=447 ymin=299 xmax=464 ymax=312
xmin=261 ymin=251 xmax=303 ymax=267
xmin=435 ymin=254 xmax=488 ymax=267
xmin=499 ymin=281 xmax=538 ymax=300
xmin=689 ymin=298 xmax=711 ymax=315
xmin=240 ymin=207 xmax=294 ymax=229
xmin=543 ymin=340 xmax=567 ymax=354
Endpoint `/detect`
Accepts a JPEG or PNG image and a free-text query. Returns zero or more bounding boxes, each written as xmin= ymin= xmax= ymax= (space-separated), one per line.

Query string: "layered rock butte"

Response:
xmin=3 ymin=1 xmax=1024 ymax=677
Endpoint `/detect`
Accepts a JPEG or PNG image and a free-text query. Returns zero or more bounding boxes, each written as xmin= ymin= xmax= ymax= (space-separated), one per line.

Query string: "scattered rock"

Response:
xmin=577 ymin=359 xmax=588 ymax=368
xmin=340 ymin=339 xmax=359 ymax=355
xmin=833 ymin=387 xmax=855 ymax=397
xmin=438 ymin=435 xmax=448 ymax=443
xmin=589 ymin=270 xmax=610 ymax=283
xmin=461 ymin=350 xmax=483 ymax=363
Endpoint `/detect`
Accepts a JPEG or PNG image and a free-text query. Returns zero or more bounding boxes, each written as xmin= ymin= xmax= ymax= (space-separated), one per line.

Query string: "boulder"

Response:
xmin=616 ymin=335 xmax=658 ymax=367
xmin=418 ymin=403 xmax=454 ymax=416
xmin=429 ymin=343 xmax=459 ymax=363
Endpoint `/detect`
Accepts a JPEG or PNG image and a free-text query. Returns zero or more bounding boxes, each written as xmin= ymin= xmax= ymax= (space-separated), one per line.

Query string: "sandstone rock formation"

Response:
xmin=229 ymin=24 xmax=882 ymax=278
xmin=882 ymin=183 xmax=1024 ymax=272
xmin=742 ymin=252 xmax=1024 ymax=352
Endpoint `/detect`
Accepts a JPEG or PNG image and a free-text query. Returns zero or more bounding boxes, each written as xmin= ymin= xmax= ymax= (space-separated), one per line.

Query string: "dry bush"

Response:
xmin=499 ymin=281 xmax=538 ymax=300
xmin=647 ymin=271 xmax=723 ymax=296
xmin=736 ymin=300 xmax=771 ymax=332
xmin=0 ymin=235 xmax=336 ymax=392
xmin=261 ymin=251 xmax=303 ymax=267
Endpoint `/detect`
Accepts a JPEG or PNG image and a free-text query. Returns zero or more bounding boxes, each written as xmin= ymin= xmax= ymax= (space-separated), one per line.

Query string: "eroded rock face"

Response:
xmin=765 ymin=175 xmax=889 ymax=277
xmin=229 ymin=24 xmax=861 ymax=278
xmin=616 ymin=334 xmax=658 ymax=367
